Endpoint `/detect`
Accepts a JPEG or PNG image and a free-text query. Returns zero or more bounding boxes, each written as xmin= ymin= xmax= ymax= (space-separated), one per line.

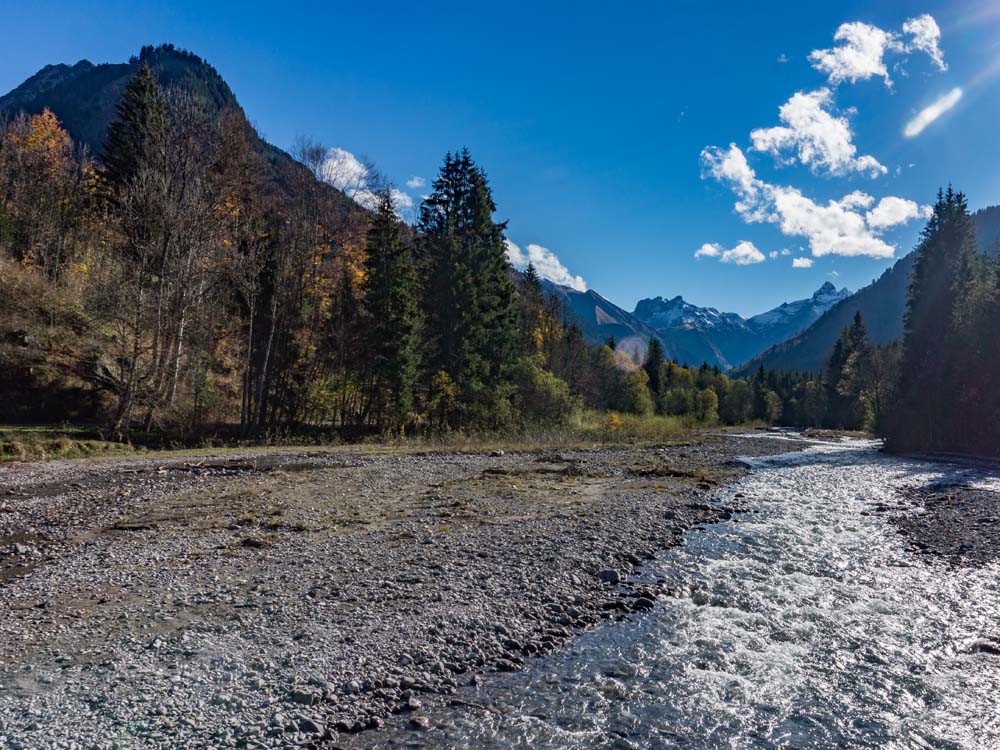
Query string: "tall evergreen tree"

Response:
xmin=417 ymin=149 xmax=518 ymax=427
xmin=825 ymin=311 xmax=872 ymax=429
xmin=643 ymin=338 xmax=665 ymax=403
xmin=361 ymin=190 xmax=421 ymax=431
xmin=888 ymin=187 xmax=977 ymax=450
xmin=102 ymin=63 xmax=167 ymax=193
xmin=518 ymin=261 xmax=546 ymax=353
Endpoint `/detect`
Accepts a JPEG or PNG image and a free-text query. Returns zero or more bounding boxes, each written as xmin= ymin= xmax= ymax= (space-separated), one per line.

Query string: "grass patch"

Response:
xmin=0 ymin=426 xmax=139 ymax=462
xmin=0 ymin=410 xmax=770 ymax=465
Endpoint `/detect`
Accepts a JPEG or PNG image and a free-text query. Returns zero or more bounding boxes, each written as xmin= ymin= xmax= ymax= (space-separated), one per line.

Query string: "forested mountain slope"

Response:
xmin=739 ymin=204 xmax=1000 ymax=374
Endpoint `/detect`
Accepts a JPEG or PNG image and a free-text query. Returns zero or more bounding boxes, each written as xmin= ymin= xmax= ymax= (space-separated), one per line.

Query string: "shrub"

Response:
xmin=511 ymin=355 xmax=578 ymax=427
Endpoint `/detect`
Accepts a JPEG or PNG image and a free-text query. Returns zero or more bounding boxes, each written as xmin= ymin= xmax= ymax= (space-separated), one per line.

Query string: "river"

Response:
xmin=369 ymin=437 xmax=1000 ymax=749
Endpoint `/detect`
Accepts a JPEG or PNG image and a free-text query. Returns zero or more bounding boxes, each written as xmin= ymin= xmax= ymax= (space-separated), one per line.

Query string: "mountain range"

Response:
xmin=543 ymin=280 xmax=850 ymax=370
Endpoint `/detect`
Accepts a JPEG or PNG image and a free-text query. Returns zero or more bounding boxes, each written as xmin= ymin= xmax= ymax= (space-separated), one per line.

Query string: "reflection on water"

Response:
xmin=369 ymin=439 xmax=1000 ymax=749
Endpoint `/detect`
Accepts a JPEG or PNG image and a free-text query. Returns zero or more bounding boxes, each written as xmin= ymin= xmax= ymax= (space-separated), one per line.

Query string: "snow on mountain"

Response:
xmin=632 ymin=283 xmax=850 ymax=369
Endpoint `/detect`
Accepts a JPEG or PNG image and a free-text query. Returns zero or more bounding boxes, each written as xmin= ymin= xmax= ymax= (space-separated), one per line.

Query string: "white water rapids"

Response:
xmin=384 ymin=438 xmax=1000 ymax=749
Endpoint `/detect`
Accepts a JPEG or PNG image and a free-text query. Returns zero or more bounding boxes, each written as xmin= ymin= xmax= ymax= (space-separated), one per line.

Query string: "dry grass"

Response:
xmin=0 ymin=410 xmax=754 ymax=465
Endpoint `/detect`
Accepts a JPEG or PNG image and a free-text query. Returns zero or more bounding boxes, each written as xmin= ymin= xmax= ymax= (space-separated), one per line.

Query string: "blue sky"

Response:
xmin=3 ymin=1 xmax=999 ymax=315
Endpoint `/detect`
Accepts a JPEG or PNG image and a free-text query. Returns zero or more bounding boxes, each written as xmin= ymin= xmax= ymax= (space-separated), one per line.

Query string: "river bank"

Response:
xmin=343 ymin=439 xmax=1000 ymax=749
xmin=0 ymin=434 xmax=803 ymax=749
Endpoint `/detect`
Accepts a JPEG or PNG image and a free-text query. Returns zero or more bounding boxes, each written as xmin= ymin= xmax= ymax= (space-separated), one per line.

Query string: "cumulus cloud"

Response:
xmin=321 ymin=147 xmax=369 ymax=193
xmin=702 ymin=144 xmax=929 ymax=258
xmin=405 ymin=176 xmax=426 ymax=189
xmin=809 ymin=15 xmax=947 ymax=87
xmin=903 ymin=14 xmax=947 ymax=71
xmin=751 ymin=88 xmax=885 ymax=177
xmin=694 ymin=241 xmax=765 ymax=265
xmin=319 ymin=147 xmax=414 ymax=217
xmin=792 ymin=257 xmax=814 ymax=268
xmin=866 ymin=196 xmax=932 ymax=229
xmin=722 ymin=241 xmax=766 ymax=265
xmin=505 ymin=239 xmax=587 ymax=291
xmin=904 ymin=87 xmax=963 ymax=137
xmin=809 ymin=22 xmax=902 ymax=86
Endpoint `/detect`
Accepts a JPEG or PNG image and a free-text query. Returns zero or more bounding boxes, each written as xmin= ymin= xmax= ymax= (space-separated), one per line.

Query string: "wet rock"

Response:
xmin=598 ymin=569 xmax=621 ymax=584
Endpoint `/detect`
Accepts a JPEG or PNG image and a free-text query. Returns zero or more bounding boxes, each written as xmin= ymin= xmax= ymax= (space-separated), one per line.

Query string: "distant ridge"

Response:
xmin=632 ymin=282 xmax=850 ymax=369
xmin=540 ymin=278 xmax=850 ymax=370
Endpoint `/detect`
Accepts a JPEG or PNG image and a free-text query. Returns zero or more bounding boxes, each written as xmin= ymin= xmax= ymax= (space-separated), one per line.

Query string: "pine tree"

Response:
xmin=362 ymin=189 xmax=421 ymax=431
xmin=417 ymin=149 xmax=518 ymax=427
xmin=888 ymin=188 xmax=977 ymax=450
xmin=102 ymin=63 xmax=167 ymax=193
xmin=518 ymin=261 xmax=546 ymax=353
xmin=523 ymin=261 xmax=541 ymax=292
xmin=825 ymin=311 xmax=872 ymax=429
xmin=643 ymin=338 xmax=665 ymax=404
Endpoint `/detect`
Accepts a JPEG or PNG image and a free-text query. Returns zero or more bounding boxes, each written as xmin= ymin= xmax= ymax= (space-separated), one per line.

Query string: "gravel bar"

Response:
xmin=0 ymin=435 xmax=802 ymax=749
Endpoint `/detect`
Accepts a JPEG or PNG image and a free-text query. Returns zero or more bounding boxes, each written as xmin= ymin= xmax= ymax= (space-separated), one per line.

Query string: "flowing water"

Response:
xmin=378 ymin=438 xmax=1000 ymax=749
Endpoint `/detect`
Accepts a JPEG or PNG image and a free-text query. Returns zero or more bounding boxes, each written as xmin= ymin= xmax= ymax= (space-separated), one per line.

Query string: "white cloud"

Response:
xmin=777 ymin=53 xmax=789 ymax=64
xmin=321 ymin=147 xmax=369 ymax=193
xmin=694 ymin=240 xmax=765 ymax=265
xmin=792 ymin=257 xmax=814 ymax=268
xmin=505 ymin=239 xmax=587 ymax=291
xmin=319 ymin=147 xmax=414 ymax=218
xmin=866 ymin=196 xmax=931 ymax=230
xmin=769 ymin=250 xmax=779 ymax=259
xmin=722 ymin=241 xmax=766 ymax=265
xmin=904 ymin=87 xmax=963 ymax=137
xmin=809 ymin=22 xmax=901 ymax=86
xmin=750 ymin=88 xmax=886 ymax=177
xmin=406 ymin=176 xmax=426 ymax=189
xmin=389 ymin=188 xmax=414 ymax=214
xmin=809 ymin=15 xmax=947 ymax=87
xmin=702 ymin=144 xmax=929 ymax=259
xmin=903 ymin=14 xmax=946 ymax=71
xmin=781 ymin=248 xmax=792 ymax=256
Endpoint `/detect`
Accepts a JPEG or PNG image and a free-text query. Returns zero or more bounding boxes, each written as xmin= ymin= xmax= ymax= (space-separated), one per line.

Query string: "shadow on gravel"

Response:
xmin=892 ymin=483 xmax=1000 ymax=567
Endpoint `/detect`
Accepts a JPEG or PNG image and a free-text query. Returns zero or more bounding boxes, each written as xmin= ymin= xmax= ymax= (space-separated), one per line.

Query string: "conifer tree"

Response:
xmin=888 ymin=188 xmax=977 ymax=450
xmin=417 ymin=148 xmax=518 ymax=427
xmin=102 ymin=63 xmax=167 ymax=193
xmin=518 ymin=261 xmax=546 ymax=353
xmin=825 ymin=311 xmax=872 ymax=429
xmin=643 ymin=338 xmax=665 ymax=403
xmin=362 ymin=189 xmax=421 ymax=431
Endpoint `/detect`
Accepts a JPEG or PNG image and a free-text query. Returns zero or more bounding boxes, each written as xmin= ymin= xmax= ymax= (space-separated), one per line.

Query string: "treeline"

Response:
xmin=0 ymin=64 xmax=750 ymax=439
xmin=6 ymin=64 xmax=989 ymax=448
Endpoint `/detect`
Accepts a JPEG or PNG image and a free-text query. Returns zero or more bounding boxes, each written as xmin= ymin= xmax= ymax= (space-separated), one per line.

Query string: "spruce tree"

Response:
xmin=362 ymin=189 xmax=421 ymax=431
xmin=102 ymin=63 xmax=167 ymax=193
xmin=518 ymin=261 xmax=546 ymax=353
xmin=643 ymin=338 xmax=665 ymax=404
xmin=825 ymin=312 xmax=872 ymax=429
xmin=417 ymin=149 xmax=518 ymax=427
xmin=889 ymin=188 xmax=977 ymax=450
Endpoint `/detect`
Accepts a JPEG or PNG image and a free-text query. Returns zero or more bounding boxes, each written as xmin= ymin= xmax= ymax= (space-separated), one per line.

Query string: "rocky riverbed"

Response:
xmin=0 ymin=435 xmax=802 ymax=749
